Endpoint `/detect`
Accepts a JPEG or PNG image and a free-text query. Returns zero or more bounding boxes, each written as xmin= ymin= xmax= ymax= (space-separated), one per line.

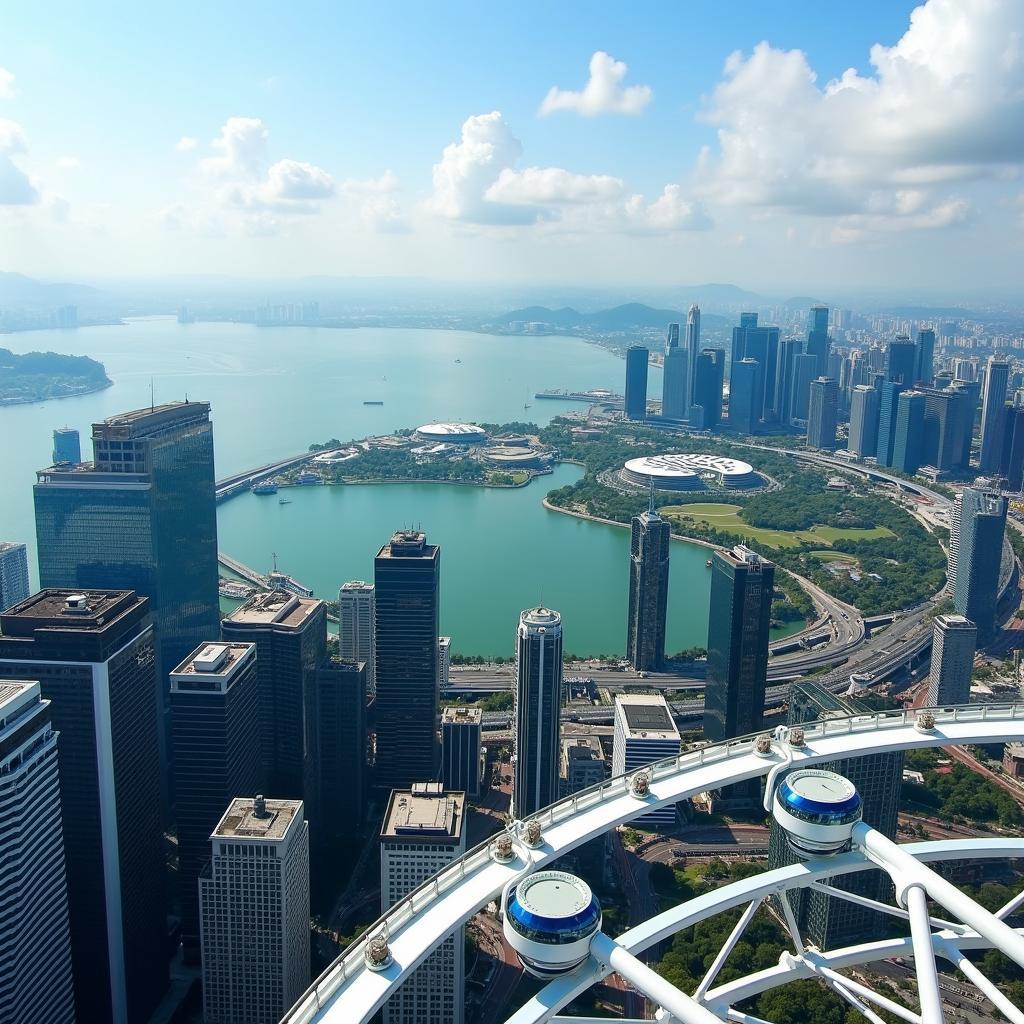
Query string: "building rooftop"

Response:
xmin=223 ymin=589 xmax=322 ymax=628
xmin=98 ymin=401 xmax=211 ymax=430
xmin=0 ymin=589 xmax=144 ymax=636
xmin=1005 ymin=742 xmax=1024 ymax=759
xmin=561 ymin=735 xmax=605 ymax=761
xmin=377 ymin=530 xmax=438 ymax=559
xmin=0 ymin=541 xmax=26 ymax=555
xmin=616 ymin=694 xmax=679 ymax=740
xmin=170 ymin=642 xmax=255 ymax=693
xmin=935 ymin=614 xmax=975 ymax=629
xmin=381 ymin=783 xmax=465 ymax=843
xmin=0 ymin=680 xmax=36 ymax=714
xmin=213 ymin=796 xmax=302 ymax=841
xmin=340 ymin=580 xmax=373 ymax=592
xmin=442 ymin=706 xmax=481 ymax=725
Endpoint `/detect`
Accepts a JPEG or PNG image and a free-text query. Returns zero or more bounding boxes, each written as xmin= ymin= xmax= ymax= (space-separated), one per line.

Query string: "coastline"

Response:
xmin=0 ymin=377 xmax=113 ymax=407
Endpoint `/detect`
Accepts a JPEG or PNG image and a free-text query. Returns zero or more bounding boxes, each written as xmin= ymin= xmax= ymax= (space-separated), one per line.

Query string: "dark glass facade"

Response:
xmin=769 ymin=683 xmax=903 ymax=950
xmin=891 ymin=390 xmax=926 ymax=473
xmin=0 ymin=590 xmax=167 ymax=1024
xmin=626 ymin=509 xmax=670 ymax=672
xmin=693 ymin=348 xmax=725 ymax=429
xmin=805 ymin=305 xmax=830 ymax=377
xmin=661 ymin=332 xmax=688 ymax=420
xmin=874 ymin=380 xmax=906 ymax=467
xmin=806 ymin=377 xmax=838 ymax=450
xmin=513 ymin=608 xmax=563 ymax=819
xmin=885 ymin=337 xmax=917 ymax=384
xmin=953 ymin=488 xmax=1007 ymax=639
xmin=728 ymin=358 xmax=759 ymax=434
xmin=374 ymin=531 xmax=440 ymax=790
xmin=624 ymin=345 xmax=649 ymax=420
xmin=915 ymin=328 xmax=935 ymax=386
xmin=316 ymin=659 xmax=367 ymax=837
xmin=170 ymin=643 xmax=261 ymax=963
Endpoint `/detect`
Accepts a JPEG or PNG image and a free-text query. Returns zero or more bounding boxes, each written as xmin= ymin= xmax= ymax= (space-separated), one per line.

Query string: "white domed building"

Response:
xmin=622 ymin=453 xmax=761 ymax=491
xmin=414 ymin=422 xmax=488 ymax=445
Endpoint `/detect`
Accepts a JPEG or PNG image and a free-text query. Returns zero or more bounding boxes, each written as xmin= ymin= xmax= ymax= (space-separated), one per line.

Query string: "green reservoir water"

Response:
xmin=0 ymin=318 xmax=792 ymax=655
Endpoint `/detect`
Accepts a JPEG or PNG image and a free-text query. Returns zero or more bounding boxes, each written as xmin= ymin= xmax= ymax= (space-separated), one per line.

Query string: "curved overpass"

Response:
xmin=281 ymin=702 xmax=1024 ymax=1024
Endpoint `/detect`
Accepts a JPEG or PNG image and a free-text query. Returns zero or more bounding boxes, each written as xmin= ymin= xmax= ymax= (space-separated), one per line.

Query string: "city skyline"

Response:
xmin=3 ymin=1 xmax=1024 ymax=292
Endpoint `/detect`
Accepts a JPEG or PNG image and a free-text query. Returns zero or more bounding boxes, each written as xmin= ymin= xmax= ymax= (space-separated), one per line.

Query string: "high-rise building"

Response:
xmin=316 ymin=659 xmax=367 ymax=836
xmin=728 ymin=357 xmax=760 ymax=434
xmin=374 ymin=530 xmax=440 ymax=790
xmin=952 ymin=488 xmax=1007 ymax=639
xmin=927 ymin=615 xmax=977 ymax=705
xmin=624 ymin=345 xmax=649 ymax=420
xmin=170 ymin=642 xmax=261 ymax=964
xmin=626 ymin=494 xmax=670 ymax=672
xmin=560 ymin=736 xmax=607 ymax=797
xmin=891 ymin=390 xmax=926 ymax=474
xmin=612 ymin=694 xmax=681 ymax=825
xmin=0 ymin=540 xmax=30 ymax=611
xmin=769 ymin=684 xmax=903 ymax=950
xmin=848 ymin=385 xmax=880 ymax=458
xmin=222 ymin=590 xmax=327 ymax=814
xmin=947 ymin=492 xmax=963 ymax=595
xmin=0 ymin=680 xmax=75 ymax=1024
xmin=52 ymin=426 xmax=81 ymax=464
xmin=979 ymin=357 xmax=1010 ymax=472
xmin=380 ymin=783 xmax=466 ymax=1024
xmin=685 ymin=304 xmax=701 ymax=409
xmin=806 ymin=305 xmax=830 ymax=377
xmin=661 ymin=323 xmax=688 ymax=420
xmin=789 ymin=351 xmax=818 ymax=423
xmin=921 ymin=387 xmax=969 ymax=472
xmin=915 ymin=328 xmax=936 ymax=386
xmin=199 ymin=797 xmax=310 ymax=1024
xmin=875 ymin=381 xmax=906 ymax=467
xmin=705 ymin=546 xmax=774 ymax=745
xmin=1000 ymin=404 xmax=1024 ymax=490
xmin=33 ymin=402 xmax=221 ymax=781
xmin=885 ymin=336 xmax=917 ymax=384
xmin=339 ymin=580 xmax=375 ymax=696
xmin=774 ymin=338 xmax=803 ymax=423
xmin=437 ymin=635 xmax=451 ymax=691
xmin=512 ymin=606 xmax=563 ymax=820
xmin=441 ymin=706 xmax=482 ymax=798
xmin=806 ymin=377 xmax=839 ymax=450
xmin=0 ymin=590 xmax=166 ymax=1024
xmin=692 ymin=348 xmax=725 ymax=428
xmin=737 ymin=326 xmax=780 ymax=422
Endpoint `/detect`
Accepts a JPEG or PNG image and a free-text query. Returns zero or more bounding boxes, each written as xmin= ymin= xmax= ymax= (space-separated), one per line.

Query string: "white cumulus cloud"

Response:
xmin=485 ymin=167 xmax=623 ymax=205
xmin=202 ymin=117 xmax=269 ymax=179
xmin=539 ymin=51 xmax=652 ymax=117
xmin=0 ymin=67 xmax=16 ymax=99
xmin=696 ymin=0 xmax=1024 ymax=232
xmin=175 ymin=136 xmax=198 ymax=153
xmin=622 ymin=185 xmax=713 ymax=233
xmin=0 ymin=118 xmax=38 ymax=205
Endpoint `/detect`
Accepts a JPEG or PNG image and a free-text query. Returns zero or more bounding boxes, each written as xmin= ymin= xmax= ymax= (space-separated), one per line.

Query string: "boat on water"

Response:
xmin=454 ymin=358 xmax=462 ymax=364
xmin=363 ymin=400 xmax=384 ymax=405
xmin=218 ymin=581 xmax=253 ymax=600
xmin=251 ymin=481 xmax=278 ymax=495
xmin=706 ymin=559 xmax=713 ymax=567
xmin=278 ymin=498 xmax=292 ymax=505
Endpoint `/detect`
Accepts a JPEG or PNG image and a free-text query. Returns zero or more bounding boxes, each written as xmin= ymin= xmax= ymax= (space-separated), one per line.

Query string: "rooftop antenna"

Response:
xmin=648 ymin=477 xmax=656 ymax=514
xmin=272 ymin=551 xmax=278 ymax=573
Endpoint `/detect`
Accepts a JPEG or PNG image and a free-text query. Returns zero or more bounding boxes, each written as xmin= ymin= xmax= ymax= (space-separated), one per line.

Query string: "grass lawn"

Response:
xmin=663 ymin=503 xmax=896 ymax=550
xmin=808 ymin=549 xmax=858 ymax=563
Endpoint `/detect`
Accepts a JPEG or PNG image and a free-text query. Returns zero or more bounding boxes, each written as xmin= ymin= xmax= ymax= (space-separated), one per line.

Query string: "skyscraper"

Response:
xmin=728 ymin=357 xmax=760 ymax=434
xmin=200 ymin=797 xmax=310 ymax=1024
xmin=774 ymin=338 xmax=803 ymax=423
xmin=624 ymin=345 xmax=649 ymax=420
xmin=52 ymin=426 xmax=81 ymax=464
xmin=979 ymin=357 xmax=1010 ymax=472
xmin=339 ymin=580 xmax=376 ymax=696
xmin=927 ymin=615 xmax=978 ymax=705
xmin=0 ymin=540 xmax=30 ymax=611
xmin=380 ymin=784 xmax=466 ymax=1024
xmin=806 ymin=305 xmax=830 ymax=377
xmin=441 ymin=705 xmax=482 ymax=798
xmin=875 ymin=381 xmax=906 ymax=467
xmin=626 ymin=493 xmax=670 ymax=672
xmin=170 ymin=641 xmax=261 ymax=964
xmin=736 ymin=326 xmax=780 ymax=422
xmin=891 ymin=390 xmax=926 ymax=474
xmin=0 ymin=681 xmax=75 ymax=1024
xmin=848 ymin=385 xmax=880 ymax=458
xmin=947 ymin=492 xmax=963 ymax=595
xmin=1000 ymin=404 xmax=1024 ymax=490
xmin=915 ymin=328 xmax=936 ymax=386
xmin=952 ymin=488 xmax=1007 ymax=639
xmin=374 ymin=530 xmax=441 ymax=790
xmin=0 ymin=589 xmax=166 ymax=1024
xmin=316 ymin=659 xmax=367 ymax=835
xmin=34 ymin=402 xmax=221 ymax=781
xmin=513 ymin=606 xmax=563 ymax=819
xmin=222 ymin=590 xmax=327 ymax=813
xmin=661 ymin=323 xmax=688 ymax=420
xmin=705 ymin=545 xmax=774 ymax=744
xmin=921 ymin=387 xmax=969 ymax=472
xmin=885 ymin=335 xmax=917 ymax=384
xmin=612 ymin=694 xmax=680 ymax=825
xmin=769 ymin=683 xmax=903 ymax=950
xmin=685 ymin=304 xmax=701 ymax=408
xmin=692 ymin=348 xmax=725 ymax=428
xmin=806 ymin=377 xmax=839 ymax=450
xmin=789 ymin=351 xmax=818 ymax=423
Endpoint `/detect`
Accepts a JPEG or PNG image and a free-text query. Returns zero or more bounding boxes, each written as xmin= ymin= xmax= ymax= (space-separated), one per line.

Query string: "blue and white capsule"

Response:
xmin=773 ymin=769 xmax=862 ymax=858
xmin=503 ymin=870 xmax=602 ymax=978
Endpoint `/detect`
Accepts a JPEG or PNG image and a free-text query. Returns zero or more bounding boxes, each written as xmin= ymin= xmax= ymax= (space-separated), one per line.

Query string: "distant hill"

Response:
xmin=0 ymin=271 xmax=103 ymax=310
xmin=492 ymin=302 xmax=729 ymax=332
xmin=676 ymin=282 xmax=764 ymax=307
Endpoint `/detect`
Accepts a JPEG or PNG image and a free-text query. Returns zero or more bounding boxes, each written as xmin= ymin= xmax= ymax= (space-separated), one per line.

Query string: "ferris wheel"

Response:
xmin=283 ymin=704 xmax=1024 ymax=1024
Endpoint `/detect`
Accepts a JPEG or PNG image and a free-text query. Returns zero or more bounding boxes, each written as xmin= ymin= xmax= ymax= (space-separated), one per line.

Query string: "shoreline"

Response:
xmin=0 ymin=377 xmax=113 ymax=407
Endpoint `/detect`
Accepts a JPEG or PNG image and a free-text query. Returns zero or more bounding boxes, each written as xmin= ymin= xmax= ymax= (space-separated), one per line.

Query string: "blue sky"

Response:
xmin=2 ymin=1 xmax=1023 ymax=292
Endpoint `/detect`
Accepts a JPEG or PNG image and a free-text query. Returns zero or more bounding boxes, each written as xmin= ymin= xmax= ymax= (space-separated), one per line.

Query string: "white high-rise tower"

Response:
xmin=685 ymin=303 xmax=701 ymax=409
xmin=339 ymin=580 xmax=375 ymax=696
